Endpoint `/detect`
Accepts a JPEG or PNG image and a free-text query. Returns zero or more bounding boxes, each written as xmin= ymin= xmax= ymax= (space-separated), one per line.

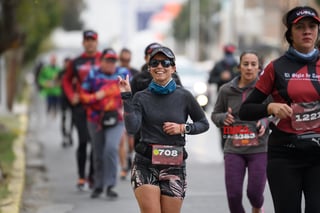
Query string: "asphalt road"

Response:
xmin=21 ymin=88 xmax=274 ymax=213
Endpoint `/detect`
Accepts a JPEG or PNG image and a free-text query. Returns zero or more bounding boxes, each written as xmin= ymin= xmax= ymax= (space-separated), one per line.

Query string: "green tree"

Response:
xmin=0 ymin=0 xmax=85 ymax=111
xmin=0 ymin=0 xmax=85 ymax=62
xmin=16 ymin=0 xmax=63 ymax=62
xmin=60 ymin=0 xmax=85 ymax=31
xmin=0 ymin=0 xmax=24 ymax=54
xmin=173 ymin=0 xmax=220 ymax=60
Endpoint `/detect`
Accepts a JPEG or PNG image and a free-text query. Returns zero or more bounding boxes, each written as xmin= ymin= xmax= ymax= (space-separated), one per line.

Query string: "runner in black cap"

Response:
xmin=240 ymin=6 xmax=320 ymax=213
xmin=118 ymin=46 xmax=209 ymax=213
xmin=129 ymin=43 xmax=183 ymax=151
xmin=62 ymin=29 xmax=101 ymax=191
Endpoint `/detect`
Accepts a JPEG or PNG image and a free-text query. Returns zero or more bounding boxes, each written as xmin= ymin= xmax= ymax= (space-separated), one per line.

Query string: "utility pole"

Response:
xmin=219 ymin=0 xmax=234 ymax=47
xmin=120 ymin=0 xmax=129 ymax=47
xmin=190 ymin=0 xmax=199 ymax=61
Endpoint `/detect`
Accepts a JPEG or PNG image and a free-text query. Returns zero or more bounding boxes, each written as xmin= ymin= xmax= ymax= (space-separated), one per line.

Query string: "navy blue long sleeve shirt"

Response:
xmin=122 ymin=86 xmax=209 ymax=146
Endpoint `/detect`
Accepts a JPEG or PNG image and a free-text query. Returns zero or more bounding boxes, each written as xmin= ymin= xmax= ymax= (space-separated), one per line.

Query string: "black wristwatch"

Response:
xmin=184 ymin=124 xmax=191 ymax=134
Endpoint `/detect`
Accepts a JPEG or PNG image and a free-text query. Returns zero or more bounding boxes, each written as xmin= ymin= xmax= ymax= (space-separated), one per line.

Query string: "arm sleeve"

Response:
xmin=239 ymin=88 xmax=269 ymax=121
xmin=79 ymin=88 xmax=97 ymax=104
xmin=188 ymin=117 xmax=209 ymax=135
xmin=37 ymin=67 xmax=47 ymax=88
xmin=187 ymin=93 xmax=209 ymax=135
xmin=122 ymin=95 xmax=142 ymax=135
xmin=79 ymin=71 xmax=99 ymax=104
xmin=211 ymin=86 xmax=228 ymax=128
xmin=62 ymin=61 xmax=76 ymax=102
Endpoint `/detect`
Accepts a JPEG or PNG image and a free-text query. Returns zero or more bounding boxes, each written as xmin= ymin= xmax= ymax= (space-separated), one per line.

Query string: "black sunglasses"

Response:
xmin=120 ymin=57 xmax=131 ymax=62
xmin=149 ymin=59 xmax=173 ymax=68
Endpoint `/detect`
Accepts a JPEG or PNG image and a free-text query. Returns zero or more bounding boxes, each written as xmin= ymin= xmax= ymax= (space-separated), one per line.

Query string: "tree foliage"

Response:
xmin=60 ymin=0 xmax=85 ymax=31
xmin=172 ymin=0 xmax=220 ymax=59
xmin=0 ymin=0 xmax=85 ymax=112
xmin=16 ymin=0 xmax=63 ymax=62
xmin=0 ymin=0 xmax=86 ymax=62
xmin=173 ymin=2 xmax=190 ymax=41
xmin=173 ymin=0 xmax=220 ymax=42
xmin=0 ymin=0 xmax=24 ymax=54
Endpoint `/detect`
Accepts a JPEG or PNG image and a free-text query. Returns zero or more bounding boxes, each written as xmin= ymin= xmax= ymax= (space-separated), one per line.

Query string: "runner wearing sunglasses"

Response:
xmin=118 ymin=46 xmax=209 ymax=213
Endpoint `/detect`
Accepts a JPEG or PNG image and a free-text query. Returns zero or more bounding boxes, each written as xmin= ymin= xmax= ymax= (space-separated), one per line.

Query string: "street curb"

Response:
xmin=0 ymin=113 xmax=27 ymax=213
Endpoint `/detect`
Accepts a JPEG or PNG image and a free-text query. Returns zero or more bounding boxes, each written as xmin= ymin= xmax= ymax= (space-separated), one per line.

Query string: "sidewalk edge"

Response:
xmin=0 ymin=113 xmax=27 ymax=213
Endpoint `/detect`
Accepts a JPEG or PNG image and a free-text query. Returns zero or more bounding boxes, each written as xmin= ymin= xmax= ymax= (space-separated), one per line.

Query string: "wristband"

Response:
xmin=180 ymin=124 xmax=185 ymax=137
xmin=121 ymin=92 xmax=132 ymax=100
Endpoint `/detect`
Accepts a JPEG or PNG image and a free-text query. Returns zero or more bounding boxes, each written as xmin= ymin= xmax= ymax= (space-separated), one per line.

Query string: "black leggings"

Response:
xmin=267 ymin=145 xmax=320 ymax=213
xmin=72 ymin=105 xmax=93 ymax=180
xmin=61 ymin=97 xmax=73 ymax=144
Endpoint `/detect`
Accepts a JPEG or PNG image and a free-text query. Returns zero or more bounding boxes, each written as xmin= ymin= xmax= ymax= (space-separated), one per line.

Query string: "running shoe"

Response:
xmin=87 ymin=178 xmax=94 ymax=189
xmin=77 ymin=178 xmax=86 ymax=191
xmin=120 ymin=169 xmax=127 ymax=180
xmin=62 ymin=141 xmax=68 ymax=148
xmin=106 ymin=186 xmax=118 ymax=198
xmin=91 ymin=188 xmax=103 ymax=198
xmin=61 ymin=137 xmax=72 ymax=148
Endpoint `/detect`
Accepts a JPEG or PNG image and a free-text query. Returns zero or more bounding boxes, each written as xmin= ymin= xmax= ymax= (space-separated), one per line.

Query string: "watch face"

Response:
xmin=185 ymin=124 xmax=191 ymax=133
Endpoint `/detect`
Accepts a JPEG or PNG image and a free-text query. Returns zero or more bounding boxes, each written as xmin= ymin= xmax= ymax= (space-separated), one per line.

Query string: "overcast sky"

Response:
xmin=81 ymin=0 xmax=121 ymax=43
xmin=79 ymin=0 xmax=185 ymax=67
xmin=81 ymin=0 xmax=186 ymax=41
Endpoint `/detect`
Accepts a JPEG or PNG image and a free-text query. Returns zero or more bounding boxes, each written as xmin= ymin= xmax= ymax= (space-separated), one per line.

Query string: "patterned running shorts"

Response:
xmin=131 ymin=154 xmax=187 ymax=199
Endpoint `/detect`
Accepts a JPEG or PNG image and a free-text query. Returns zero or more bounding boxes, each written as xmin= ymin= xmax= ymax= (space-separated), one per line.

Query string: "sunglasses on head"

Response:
xmin=149 ymin=59 xmax=173 ymax=68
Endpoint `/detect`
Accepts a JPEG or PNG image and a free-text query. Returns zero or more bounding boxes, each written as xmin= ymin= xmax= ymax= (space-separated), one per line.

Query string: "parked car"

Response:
xmin=175 ymin=56 xmax=209 ymax=110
